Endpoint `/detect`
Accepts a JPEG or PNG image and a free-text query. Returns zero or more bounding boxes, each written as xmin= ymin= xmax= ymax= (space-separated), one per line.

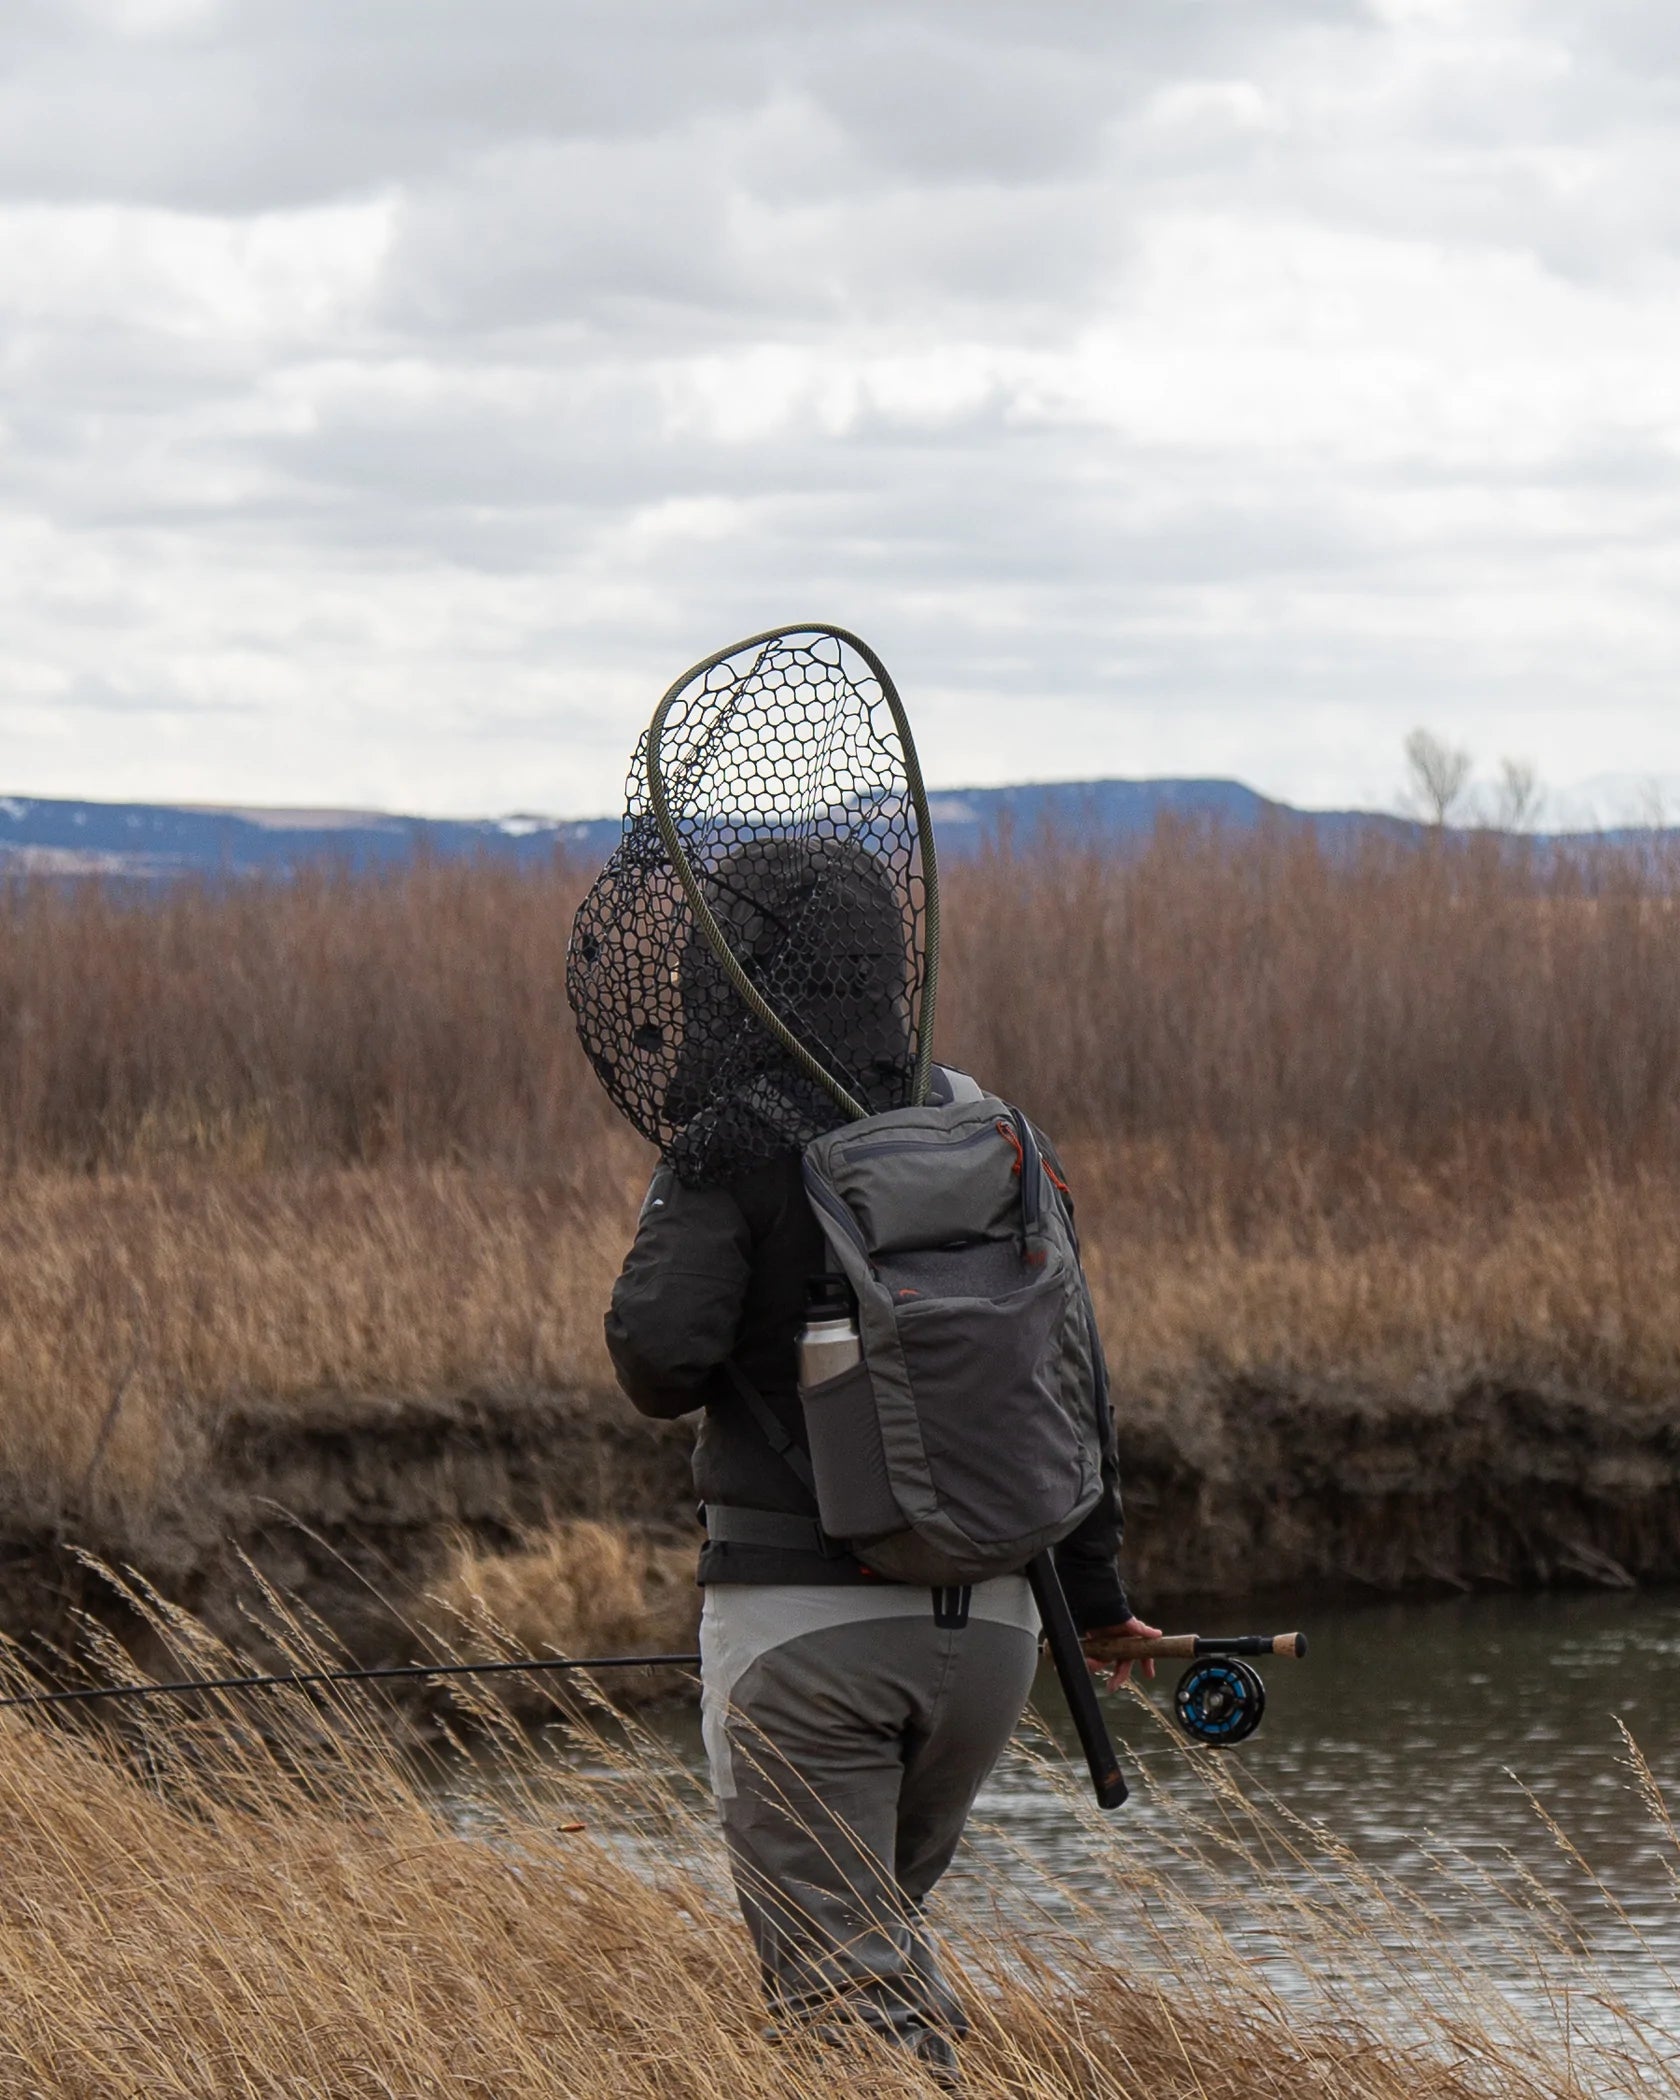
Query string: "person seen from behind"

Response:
xmin=599 ymin=837 xmax=1159 ymax=2086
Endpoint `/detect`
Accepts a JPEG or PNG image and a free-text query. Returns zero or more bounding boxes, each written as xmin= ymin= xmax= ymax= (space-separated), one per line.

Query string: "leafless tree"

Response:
xmin=1402 ymin=728 xmax=1473 ymax=827
xmin=1490 ymin=757 xmax=1543 ymax=833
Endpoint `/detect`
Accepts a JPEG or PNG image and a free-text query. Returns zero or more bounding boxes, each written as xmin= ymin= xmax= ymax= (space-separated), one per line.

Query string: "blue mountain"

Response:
xmin=0 ymin=795 xmax=620 ymax=878
xmin=928 ymin=778 xmax=1437 ymax=855
xmin=0 ymin=778 xmax=1422 ymax=880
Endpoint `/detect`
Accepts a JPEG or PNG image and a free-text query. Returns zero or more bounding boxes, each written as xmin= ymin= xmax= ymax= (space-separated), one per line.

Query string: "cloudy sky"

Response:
xmin=4 ymin=0 xmax=1680 ymax=820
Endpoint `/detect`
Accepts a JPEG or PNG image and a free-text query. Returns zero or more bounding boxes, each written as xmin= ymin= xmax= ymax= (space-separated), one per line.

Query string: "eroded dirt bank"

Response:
xmin=3 ymin=1374 xmax=1675 ymax=1680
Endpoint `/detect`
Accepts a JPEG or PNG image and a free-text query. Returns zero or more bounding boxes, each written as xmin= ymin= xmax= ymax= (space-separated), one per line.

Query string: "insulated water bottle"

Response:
xmin=797 ymin=1274 xmax=860 ymax=1388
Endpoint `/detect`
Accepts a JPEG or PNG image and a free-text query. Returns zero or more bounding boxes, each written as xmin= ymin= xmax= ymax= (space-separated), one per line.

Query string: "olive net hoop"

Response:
xmin=566 ymin=625 xmax=940 ymax=1187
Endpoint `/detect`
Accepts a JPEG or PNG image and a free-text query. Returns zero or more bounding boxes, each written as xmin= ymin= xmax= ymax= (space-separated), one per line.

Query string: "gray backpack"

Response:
xmin=794 ymin=1071 xmax=1106 ymax=1586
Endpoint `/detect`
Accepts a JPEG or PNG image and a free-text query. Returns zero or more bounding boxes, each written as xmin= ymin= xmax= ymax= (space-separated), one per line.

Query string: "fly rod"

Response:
xmin=0 ymin=1651 xmax=702 ymax=1714
xmin=0 ymin=1626 xmax=1309 ymax=1753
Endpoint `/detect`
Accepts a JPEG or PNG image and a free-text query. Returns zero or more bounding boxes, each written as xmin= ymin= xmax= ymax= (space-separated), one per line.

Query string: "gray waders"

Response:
xmin=700 ymin=1576 xmax=1040 ymax=2050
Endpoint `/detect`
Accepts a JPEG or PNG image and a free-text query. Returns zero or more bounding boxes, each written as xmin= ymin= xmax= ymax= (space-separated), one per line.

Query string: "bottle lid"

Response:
xmin=805 ymin=1273 xmax=852 ymax=1318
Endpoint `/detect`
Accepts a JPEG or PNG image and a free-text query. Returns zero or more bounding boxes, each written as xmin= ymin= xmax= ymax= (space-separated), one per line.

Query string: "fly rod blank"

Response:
xmin=0 ymin=1652 xmax=703 ymax=1714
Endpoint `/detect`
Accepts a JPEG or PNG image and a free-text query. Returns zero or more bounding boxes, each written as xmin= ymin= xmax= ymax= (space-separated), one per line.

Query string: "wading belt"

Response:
xmin=704 ymin=1503 xmax=839 ymax=1555
xmin=702 ymin=1504 xmax=973 ymax=1629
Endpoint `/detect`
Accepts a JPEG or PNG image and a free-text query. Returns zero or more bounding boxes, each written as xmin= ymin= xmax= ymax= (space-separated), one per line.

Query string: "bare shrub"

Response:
xmin=0 ymin=854 xmax=618 ymax=1173
xmin=935 ymin=822 xmax=1680 ymax=1188
xmin=1403 ymin=727 xmax=1474 ymax=825
xmin=1 ymin=826 xmax=1679 ymax=1193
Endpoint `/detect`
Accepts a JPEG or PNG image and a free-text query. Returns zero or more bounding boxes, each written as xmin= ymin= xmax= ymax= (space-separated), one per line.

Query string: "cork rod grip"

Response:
xmin=1086 ymin=1631 xmax=1308 ymax=1663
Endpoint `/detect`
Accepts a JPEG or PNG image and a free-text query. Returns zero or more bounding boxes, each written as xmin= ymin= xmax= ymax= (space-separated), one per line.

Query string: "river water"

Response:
xmin=450 ymin=1587 xmax=1680 ymax=2065
xmin=966 ymin=1586 xmax=1680 ymax=2033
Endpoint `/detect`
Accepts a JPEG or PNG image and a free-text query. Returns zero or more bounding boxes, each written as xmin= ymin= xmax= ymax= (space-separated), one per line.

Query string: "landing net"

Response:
xmin=566 ymin=625 xmax=939 ymax=1187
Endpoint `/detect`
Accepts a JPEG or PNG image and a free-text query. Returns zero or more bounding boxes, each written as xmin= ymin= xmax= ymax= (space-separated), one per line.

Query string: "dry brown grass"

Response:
xmin=0 ymin=1161 xmax=640 ymax=1541
xmin=0 ymin=1130 xmax=1664 ymax=1653
xmin=431 ymin=1519 xmax=700 ymax=1670
xmin=1073 ymin=1139 xmax=1680 ymax=1408
xmin=2 ymin=1144 xmax=1679 ymax=1596
xmin=8 ymin=1140 xmax=1680 ymax=1545
xmin=4 ymin=824 xmax=1680 ymax=1183
xmin=0 ymin=1599 xmax=1668 ymax=2099
xmin=0 ymin=828 xmax=1677 ymax=1598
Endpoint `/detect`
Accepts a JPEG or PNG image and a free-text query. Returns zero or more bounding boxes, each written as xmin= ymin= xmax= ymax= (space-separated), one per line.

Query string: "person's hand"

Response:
xmin=1080 ymin=1615 xmax=1165 ymax=1692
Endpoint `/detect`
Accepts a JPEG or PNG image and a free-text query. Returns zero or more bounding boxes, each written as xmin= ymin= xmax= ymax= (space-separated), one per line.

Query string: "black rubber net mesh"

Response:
xmin=566 ymin=630 xmax=929 ymax=1187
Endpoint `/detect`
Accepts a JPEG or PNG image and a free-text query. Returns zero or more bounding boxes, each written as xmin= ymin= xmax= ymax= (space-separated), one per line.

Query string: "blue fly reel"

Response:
xmin=1173 ymin=1656 xmax=1267 ymax=1745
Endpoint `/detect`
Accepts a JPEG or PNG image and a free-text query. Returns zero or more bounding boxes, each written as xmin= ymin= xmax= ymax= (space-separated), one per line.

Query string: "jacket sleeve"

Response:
xmin=1037 ymin=1127 xmax=1134 ymax=1632
xmin=604 ymin=1165 xmax=754 ymax=1419
xmin=1051 ymin=1304 xmax=1133 ymax=1632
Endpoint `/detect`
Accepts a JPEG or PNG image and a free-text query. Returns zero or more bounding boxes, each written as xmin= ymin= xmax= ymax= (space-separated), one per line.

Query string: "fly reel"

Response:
xmin=1173 ymin=1656 xmax=1268 ymax=1746
xmin=1087 ymin=1630 xmax=1305 ymax=1747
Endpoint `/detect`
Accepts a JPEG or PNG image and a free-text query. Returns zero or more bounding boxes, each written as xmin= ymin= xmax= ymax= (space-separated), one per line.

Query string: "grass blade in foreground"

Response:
xmin=1 ymin=1607 xmax=1671 ymax=2099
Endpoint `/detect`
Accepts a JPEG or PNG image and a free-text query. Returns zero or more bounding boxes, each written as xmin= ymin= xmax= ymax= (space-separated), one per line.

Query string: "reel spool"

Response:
xmin=1173 ymin=1657 xmax=1267 ymax=1746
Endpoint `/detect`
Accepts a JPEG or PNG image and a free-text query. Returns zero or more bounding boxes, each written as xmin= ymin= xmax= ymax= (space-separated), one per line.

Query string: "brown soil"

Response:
xmin=5 ymin=1365 xmax=1672 ymax=1693
xmin=0 ymin=1383 xmax=695 ymax=1681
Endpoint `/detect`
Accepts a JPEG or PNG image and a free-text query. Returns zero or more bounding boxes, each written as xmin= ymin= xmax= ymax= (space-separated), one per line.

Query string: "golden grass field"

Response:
xmin=2 ymin=1590 xmax=1672 ymax=2100
xmin=9 ymin=1143 xmax=1680 ymax=1545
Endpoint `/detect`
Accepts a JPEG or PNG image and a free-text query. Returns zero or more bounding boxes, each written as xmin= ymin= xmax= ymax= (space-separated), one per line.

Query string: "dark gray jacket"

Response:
xmin=605 ymin=1150 xmax=1133 ymax=1632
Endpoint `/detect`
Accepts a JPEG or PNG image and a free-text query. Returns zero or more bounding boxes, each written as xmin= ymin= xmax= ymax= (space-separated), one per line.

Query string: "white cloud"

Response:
xmin=2 ymin=1 xmax=1680 ymax=817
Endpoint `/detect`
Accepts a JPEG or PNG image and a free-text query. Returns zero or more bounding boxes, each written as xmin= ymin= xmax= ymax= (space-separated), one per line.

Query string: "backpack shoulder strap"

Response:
xmin=724 ymin=1362 xmax=817 ymax=1495
xmin=716 ymin=1364 xmax=853 ymax=1560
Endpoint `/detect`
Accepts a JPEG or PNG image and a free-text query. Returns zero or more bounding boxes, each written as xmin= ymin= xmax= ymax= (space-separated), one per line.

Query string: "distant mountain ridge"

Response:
xmin=920 ymin=778 xmax=1421 ymax=854
xmin=0 ymin=795 xmax=619 ymax=879
xmin=0 ymin=778 xmax=1442 ymax=879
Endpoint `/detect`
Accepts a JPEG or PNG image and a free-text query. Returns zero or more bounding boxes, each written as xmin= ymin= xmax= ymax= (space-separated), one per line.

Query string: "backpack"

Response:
xmin=790 ymin=1069 xmax=1106 ymax=1586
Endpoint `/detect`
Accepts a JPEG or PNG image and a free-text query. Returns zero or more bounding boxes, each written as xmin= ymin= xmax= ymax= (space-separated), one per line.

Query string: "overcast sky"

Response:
xmin=4 ymin=0 xmax=1680 ymax=820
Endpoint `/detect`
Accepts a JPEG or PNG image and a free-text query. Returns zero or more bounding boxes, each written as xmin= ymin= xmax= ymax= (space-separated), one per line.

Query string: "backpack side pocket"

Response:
xmin=800 ymin=1357 xmax=900 ymax=1541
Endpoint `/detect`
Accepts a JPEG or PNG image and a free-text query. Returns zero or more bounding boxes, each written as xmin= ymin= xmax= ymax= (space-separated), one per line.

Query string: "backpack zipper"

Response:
xmin=838 ymin=1124 xmax=1001 ymax=1164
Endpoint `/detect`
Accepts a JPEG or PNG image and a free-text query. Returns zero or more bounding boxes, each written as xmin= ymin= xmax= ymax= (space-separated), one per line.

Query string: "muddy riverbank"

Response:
xmin=5 ymin=1369 xmax=1675 ymax=1681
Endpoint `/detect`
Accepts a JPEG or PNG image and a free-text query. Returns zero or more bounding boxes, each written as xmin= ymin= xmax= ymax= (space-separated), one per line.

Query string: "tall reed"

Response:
xmin=937 ymin=822 xmax=1680 ymax=1186
xmin=0 ymin=856 xmax=612 ymax=1173
xmin=3 ymin=826 xmax=1679 ymax=1186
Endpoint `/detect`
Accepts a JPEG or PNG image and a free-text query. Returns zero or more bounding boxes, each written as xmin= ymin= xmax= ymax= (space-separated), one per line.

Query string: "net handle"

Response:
xmin=646 ymin=624 xmax=941 ymax=1121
